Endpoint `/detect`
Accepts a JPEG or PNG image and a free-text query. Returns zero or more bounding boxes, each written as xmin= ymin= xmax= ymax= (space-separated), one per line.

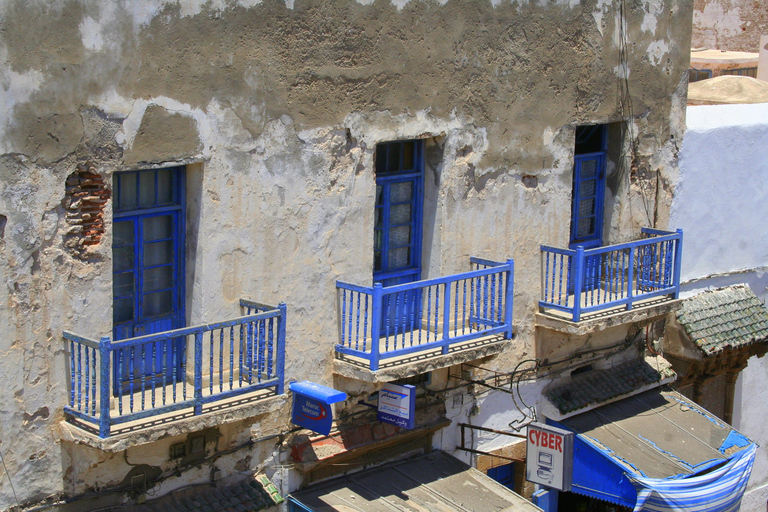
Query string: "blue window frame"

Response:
xmin=570 ymin=125 xmax=607 ymax=250
xmin=374 ymin=140 xmax=424 ymax=336
xmin=487 ymin=462 xmax=516 ymax=491
xmin=113 ymin=167 xmax=186 ymax=391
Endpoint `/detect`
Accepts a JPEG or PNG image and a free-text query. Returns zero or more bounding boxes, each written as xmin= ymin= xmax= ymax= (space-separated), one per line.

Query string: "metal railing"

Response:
xmin=64 ymin=299 xmax=286 ymax=438
xmin=336 ymin=257 xmax=514 ymax=371
xmin=540 ymin=228 xmax=683 ymax=321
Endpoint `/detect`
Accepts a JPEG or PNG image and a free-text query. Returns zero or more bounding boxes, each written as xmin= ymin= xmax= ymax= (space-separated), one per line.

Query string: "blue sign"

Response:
xmin=377 ymin=383 xmax=415 ymax=429
xmin=290 ymin=381 xmax=346 ymax=436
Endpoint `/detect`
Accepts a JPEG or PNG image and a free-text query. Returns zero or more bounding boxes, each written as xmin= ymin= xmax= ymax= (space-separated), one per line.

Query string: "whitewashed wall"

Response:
xmin=672 ymin=102 xmax=768 ymax=511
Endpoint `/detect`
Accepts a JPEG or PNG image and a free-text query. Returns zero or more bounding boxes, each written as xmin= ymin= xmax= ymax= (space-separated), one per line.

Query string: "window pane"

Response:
xmin=113 ymin=272 xmax=134 ymax=297
xmin=157 ymin=168 xmax=175 ymax=204
xmin=144 ymin=266 xmax=173 ymax=292
xmin=577 ymin=217 xmax=595 ymax=238
xmin=390 ymin=204 xmax=412 ymax=225
xmin=113 ymin=247 xmax=134 ymax=272
xmin=374 ymin=229 xmax=383 ymax=252
xmin=143 ymin=215 xmax=173 ymax=241
xmin=376 ymin=185 xmax=384 ymax=206
xmin=114 ymin=298 xmax=134 ymax=323
xmin=389 ymin=226 xmax=411 ymax=247
xmin=114 ymin=221 xmax=134 ymax=246
xmin=376 ymin=144 xmax=387 ymax=172
xmin=388 ymin=247 xmax=410 ymax=270
xmin=390 ymin=182 xmax=412 ymax=203
xmin=144 ymin=240 xmax=173 ymax=266
xmin=581 ymin=160 xmax=597 ymax=178
xmin=402 ymin=141 xmax=415 ymax=171
xmin=117 ymin=173 xmax=137 ymax=211
xmin=374 ymin=251 xmax=382 ymax=272
xmin=578 ymin=198 xmax=595 ymax=218
xmin=580 ymin=180 xmax=596 ymax=197
xmin=143 ymin=291 xmax=173 ymax=317
xmin=139 ymin=171 xmax=156 ymax=207
xmin=388 ymin=143 xmax=401 ymax=172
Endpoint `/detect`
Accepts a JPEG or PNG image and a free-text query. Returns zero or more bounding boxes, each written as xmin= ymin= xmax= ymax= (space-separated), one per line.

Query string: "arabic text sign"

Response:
xmin=377 ymin=383 xmax=415 ymax=429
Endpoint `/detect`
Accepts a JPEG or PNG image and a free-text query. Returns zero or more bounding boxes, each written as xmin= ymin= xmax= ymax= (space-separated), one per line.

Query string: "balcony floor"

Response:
xmin=62 ymin=384 xmax=288 ymax=452
xmin=538 ymin=293 xmax=681 ymax=335
xmin=335 ymin=329 xmax=510 ymax=383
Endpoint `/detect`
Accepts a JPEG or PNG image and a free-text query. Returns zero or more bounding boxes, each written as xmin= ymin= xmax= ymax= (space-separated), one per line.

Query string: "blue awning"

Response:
xmin=551 ymin=389 xmax=756 ymax=511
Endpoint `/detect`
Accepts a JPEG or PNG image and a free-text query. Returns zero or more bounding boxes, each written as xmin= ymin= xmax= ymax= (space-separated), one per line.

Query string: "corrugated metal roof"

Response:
xmin=290 ymin=451 xmax=543 ymax=512
xmin=677 ymin=284 xmax=768 ymax=356
xmin=561 ymin=389 xmax=751 ymax=480
xmin=545 ymin=358 xmax=675 ymax=415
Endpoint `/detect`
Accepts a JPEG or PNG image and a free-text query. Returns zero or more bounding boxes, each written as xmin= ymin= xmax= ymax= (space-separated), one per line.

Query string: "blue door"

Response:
xmin=374 ymin=140 xmax=424 ymax=337
xmin=113 ymin=168 xmax=185 ymax=392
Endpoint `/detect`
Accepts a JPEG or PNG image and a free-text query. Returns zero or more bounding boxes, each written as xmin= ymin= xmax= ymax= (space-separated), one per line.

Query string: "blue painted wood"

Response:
xmin=505 ymin=259 xmax=515 ymax=339
xmin=65 ymin=301 xmax=287 ymax=437
xmin=99 ymin=336 xmax=111 ymax=438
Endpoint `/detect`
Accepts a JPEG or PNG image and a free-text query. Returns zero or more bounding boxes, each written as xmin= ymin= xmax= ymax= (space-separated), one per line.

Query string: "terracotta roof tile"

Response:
xmin=677 ymin=285 xmax=768 ymax=356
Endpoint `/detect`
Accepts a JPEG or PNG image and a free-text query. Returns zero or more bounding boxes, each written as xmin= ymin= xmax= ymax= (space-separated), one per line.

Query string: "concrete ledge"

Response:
xmin=61 ymin=391 xmax=290 ymax=452
xmin=334 ymin=336 xmax=509 ymax=383
xmin=536 ymin=298 xmax=681 ymax=336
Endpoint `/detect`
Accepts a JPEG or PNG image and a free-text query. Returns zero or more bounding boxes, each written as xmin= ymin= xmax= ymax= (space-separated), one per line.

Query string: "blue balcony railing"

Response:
xmin=336 ymin=257 xmax=514 ymax=371
xmin=540 ymin=228 xmax=683 ymax=322
xmin=64 ymin=299 xmax=286 ymax=438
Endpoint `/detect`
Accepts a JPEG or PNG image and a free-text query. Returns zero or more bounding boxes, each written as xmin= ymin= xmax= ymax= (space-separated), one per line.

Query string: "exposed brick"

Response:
xmin=63 ymin=163 xmax=110 ymax=259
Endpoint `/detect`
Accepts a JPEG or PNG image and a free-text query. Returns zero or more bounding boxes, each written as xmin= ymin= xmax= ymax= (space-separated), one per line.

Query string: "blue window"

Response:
xmin=113 ymin=167 xmax=185 ymax=391
xmin=689 ymin=68 xmax=713 ymax=82
xmin=374 ymin=140 xmax=424 ymax=335
xmin=374 ymin=139 xmax=424 ymax=284
xmin=570 ymin=125 xmax=607 ymax=249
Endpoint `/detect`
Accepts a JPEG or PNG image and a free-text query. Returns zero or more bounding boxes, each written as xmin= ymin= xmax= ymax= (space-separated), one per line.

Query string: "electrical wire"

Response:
xmin=0 ymin=447 xmax=20 ymax=509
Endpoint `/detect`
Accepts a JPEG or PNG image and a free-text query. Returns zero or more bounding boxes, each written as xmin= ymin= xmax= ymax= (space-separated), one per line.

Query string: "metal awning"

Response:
xmin=289 ymin=451 xmax=543 ymax=512
xmin=549 ymin=389 xmax=755 ymax=510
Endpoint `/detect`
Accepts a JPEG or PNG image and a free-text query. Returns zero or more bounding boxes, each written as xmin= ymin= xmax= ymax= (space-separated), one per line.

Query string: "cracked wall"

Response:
xmin=0 ymin=0 xmax=691 ymax=508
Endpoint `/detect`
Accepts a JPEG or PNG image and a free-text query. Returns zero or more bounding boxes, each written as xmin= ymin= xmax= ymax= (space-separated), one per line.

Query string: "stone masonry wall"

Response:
xmin=0 ymin=0 xmax=691 ymax=508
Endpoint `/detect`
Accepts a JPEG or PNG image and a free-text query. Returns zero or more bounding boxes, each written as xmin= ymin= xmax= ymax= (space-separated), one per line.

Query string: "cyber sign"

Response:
xmin=525 ymin=422 xmax=573 ymax=491
xmin=377 ymin=383 xmax=415 ymax=429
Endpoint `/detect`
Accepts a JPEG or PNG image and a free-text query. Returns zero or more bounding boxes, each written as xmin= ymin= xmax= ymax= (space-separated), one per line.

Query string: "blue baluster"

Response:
xmin=355 ymin=292 xmax=361 ymax=351
xmin=194 ymin=332 xmax=203 ymax=415
xmin=426 ymin=286 xmax=432 ymax=342
xmin=276 ymin=303 xmax=287 ymax=394
xmin=139 ymin=344 xmax=145 ymax=411
xmin=150 ymin=343 xmax=156 ymax=409
xmin=84 ymin=347 xmax=90 ymax=414
xmin=209 ymin=330 xmax=215 ymax=395
xmin=266 ymin=318 xmax=273 ymax=379
xmin=247 ymin=321 xmax=254 ymax=384
xmin=182 ymin=335 xmax=188 ymax=401
xmin=442 ymin=282 xmax=451 ymax=353
xmin=489 ymin=271 xmax=496 ymax=323
xmin=76 ymin=343 xmax=82 ymax=411
xmin=92 ymin=349 xmax=97 ymax=415
xmin=557 ymin=255 xmax=564 ymax=305
xmin=219 ymin=329 xmax=224 ymax=392
xmin=544 ymin=251 xmax=550 ymax=303
xmin=348 ymin=291 xmax=354 ymax=351
xmin=162 ymin=341 xmax=167 ymax=405
xmin=238 ymin=324 xmax=244 ymax=386
xmin=673 ymin=230 xmax=683 ymax=298
xmin=370 ymin=285 xmax=382 ymax=371
xmin=434 ymin=285 xmax=440 ymax=340
xmin=341 ymin=289 xmax=347 ymax=348
xmin=363 ymin=294 xmax=369 ymax=352
xmin=69 ymin=340 xmax=75 ymax=408
xmin=462 ymin=279 xmax=468 ymax=334
xmin=171 ymin=339 xmax=178 ymax=402
xmin=505 ymin=260 xmax=514 ymax=339
xmin=98 ymin=336 xmax=111 ymax=438
xmin=454 ymin=281 xmax=459 ymax=336
xmin=229 ymin=326 xmax=234 ymax=390
xmin=572 ymin=246 xmax=585 ymax=321
xmin=126 ymin=347 xmax=134 ymax=412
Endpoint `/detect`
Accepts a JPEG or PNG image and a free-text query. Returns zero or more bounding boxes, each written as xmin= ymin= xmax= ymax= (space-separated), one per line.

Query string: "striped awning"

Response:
xmin=631 ymin=443 xmax=756 ymax=512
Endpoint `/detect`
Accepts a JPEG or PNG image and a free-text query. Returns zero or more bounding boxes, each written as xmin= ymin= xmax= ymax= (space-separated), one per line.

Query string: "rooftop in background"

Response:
xmin=691 ymin=48 xmax=759 ymax=65
xmin=688 ymin=76 xmax=768 ymax=105
xmin=677 ymin=284 xmax=768 ymax=356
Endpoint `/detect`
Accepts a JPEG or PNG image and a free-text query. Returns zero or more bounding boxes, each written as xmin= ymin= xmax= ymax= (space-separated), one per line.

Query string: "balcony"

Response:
xmin=539 ymin=228 xmax=683 ymax=327
xmin=335 ymin=258 xmax=514 ymax=381
xmin=63 ymin=300 xmax=286 ymax=443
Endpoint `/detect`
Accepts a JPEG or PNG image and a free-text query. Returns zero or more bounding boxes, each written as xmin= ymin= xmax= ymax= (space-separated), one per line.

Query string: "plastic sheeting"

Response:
xmin=632 ymin=443 xmax=757 ymax=512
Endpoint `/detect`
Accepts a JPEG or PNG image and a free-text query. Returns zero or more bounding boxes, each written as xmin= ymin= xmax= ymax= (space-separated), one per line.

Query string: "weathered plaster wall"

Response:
xmin=692 ymin=0 xmax=768 ymax=51
xmin=672 ymin=102 xmax=768 ymax=510
xmin=0 ymin=0 xmax=691 ymax=508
